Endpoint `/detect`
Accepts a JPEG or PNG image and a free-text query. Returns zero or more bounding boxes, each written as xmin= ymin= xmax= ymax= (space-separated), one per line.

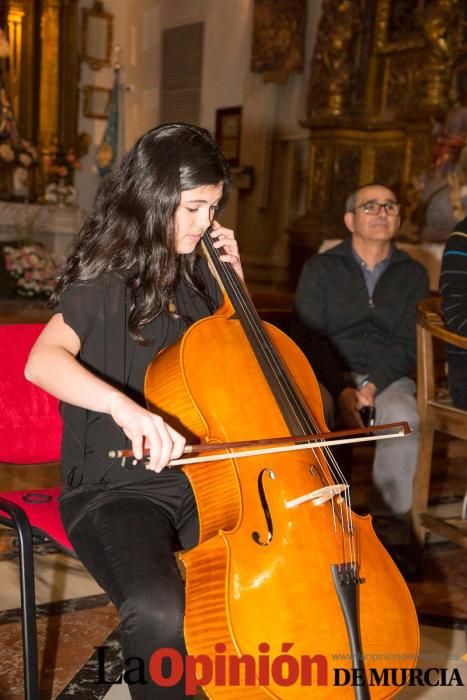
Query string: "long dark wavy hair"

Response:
xmin=49 ymin=123 xmax=231 ymax=343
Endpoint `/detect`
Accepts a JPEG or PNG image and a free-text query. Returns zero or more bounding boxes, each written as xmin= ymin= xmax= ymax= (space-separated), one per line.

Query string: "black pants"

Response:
xmin=448 ymin=354 xmax=467 ymax=410
xmin=60 ymin=472 xmax=199 ymax=699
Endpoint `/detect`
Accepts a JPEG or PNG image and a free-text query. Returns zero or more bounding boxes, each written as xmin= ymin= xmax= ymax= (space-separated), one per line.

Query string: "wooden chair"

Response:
xmin=411 ymin=297 xmax=467 ymax=549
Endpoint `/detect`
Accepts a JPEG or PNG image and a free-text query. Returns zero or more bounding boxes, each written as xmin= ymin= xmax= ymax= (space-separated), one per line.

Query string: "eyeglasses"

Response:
xmin=353 ymin=200 xmax=400 ymax=216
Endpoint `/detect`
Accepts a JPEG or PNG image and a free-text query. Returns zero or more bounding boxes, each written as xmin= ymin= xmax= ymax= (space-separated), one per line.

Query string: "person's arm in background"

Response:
xmin=440 ymin=221 xmax=467 ymax=337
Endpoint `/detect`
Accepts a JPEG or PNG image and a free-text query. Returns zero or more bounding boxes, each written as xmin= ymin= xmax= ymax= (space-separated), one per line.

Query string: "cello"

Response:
xmin=144 ymin=234 xmax=419 ymax=699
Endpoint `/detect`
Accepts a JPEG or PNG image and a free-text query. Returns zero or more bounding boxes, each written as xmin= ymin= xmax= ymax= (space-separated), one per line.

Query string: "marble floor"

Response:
xmin=0 ymin=439 xmax=465 ymax=699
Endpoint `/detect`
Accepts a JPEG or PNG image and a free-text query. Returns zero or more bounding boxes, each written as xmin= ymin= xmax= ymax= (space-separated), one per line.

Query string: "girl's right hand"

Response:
xmin=107 ymin=393 xmax=186 ymax=472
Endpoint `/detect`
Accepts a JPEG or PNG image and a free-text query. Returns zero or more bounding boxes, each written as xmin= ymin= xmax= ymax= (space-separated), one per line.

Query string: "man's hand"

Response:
xmin=337 ymin=387 xmax=364 ymax=428
xmin=358 ymin=381 xmax=376 ymax=406
xmin=337 ymin=382 xmax=377 ymax=428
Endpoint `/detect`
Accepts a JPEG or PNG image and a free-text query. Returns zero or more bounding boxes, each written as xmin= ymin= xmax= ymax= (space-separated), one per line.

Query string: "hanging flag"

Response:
xmin=95 ymin=67 xmax=120 ymax=177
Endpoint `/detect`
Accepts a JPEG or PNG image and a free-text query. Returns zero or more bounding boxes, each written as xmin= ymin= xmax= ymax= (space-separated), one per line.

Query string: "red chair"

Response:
xmin=0 ymin=323 xmax=73 ymax=699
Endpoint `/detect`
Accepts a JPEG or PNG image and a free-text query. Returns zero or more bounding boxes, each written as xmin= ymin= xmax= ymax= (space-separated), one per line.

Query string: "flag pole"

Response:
xmin=95 ymin=45 xmax=121 ymax=177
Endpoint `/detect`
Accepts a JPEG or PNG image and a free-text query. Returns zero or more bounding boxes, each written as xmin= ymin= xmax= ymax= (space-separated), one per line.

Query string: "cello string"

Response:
xmin=214 ymin=249 xmax=357 ymax=564
xmin=205 ymin=235 xmax=349 ymax=488
xmin=205 ymin=237 xmax=357 ymax=563
xmin=212 ymin=243 xmax=358 ymax=559
xmin=206 ymin=236 xmax=328 ymax=441
xmin=205 ymin=237 xmax=356 ymax=548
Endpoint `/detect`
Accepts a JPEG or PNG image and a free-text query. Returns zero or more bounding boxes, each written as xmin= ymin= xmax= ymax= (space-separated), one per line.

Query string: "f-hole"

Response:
xmin=252 ymin=468 xmax=275 ymax=546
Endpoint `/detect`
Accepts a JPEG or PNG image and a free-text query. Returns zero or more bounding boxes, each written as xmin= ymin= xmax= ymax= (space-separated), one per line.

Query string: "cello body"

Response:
xmin=145 ymin=307 xmax=419 ymax=699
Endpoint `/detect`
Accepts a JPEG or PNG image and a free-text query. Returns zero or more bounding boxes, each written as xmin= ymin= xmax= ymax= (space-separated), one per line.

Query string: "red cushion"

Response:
xmin=0 ymin=487 xmax=73 ymax=554
xmin=0 ymin=324 xmax=62 ymax=463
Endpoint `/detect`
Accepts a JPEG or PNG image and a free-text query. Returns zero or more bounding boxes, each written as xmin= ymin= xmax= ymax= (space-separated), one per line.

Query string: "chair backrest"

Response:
xmin=417 ymin=296 xmax=467 ymax=349
xmin=0 ymin=323 xmax=62 ymax=463
xmin=417 ymin=296 xmax=467 ymax=411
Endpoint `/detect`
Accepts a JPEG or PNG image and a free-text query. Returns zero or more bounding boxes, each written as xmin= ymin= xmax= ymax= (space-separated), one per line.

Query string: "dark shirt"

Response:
xmin=440 ymin=216 xmax=467 ymax=356
xmin=54 ymin=256 xmax=222 ymax=489
xmin=351 ymin=247 xmax=391 ymax=299
xmin=293 ymin=237 xmax=430 ymax=398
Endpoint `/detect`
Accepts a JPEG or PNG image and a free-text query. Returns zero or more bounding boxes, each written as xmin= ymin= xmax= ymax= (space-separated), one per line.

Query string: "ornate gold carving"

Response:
xmin=14 ymin=0 xmax=36 ymax=140
xmin=398 ymin=179 xmax=421 ymax=241
xmin=308 ymin=0 xmax=362 ymax=117
xmin=6 ymin=3 xmax=25 ymax=121
xmin=405 ymin=133 xmax=432 ymax=182
xmin=422 ymin=0 xmax=463 ymax=110
xmin=380 ymin=50 xmax=426 ymax=116
xmin=297 ymin=0 xmax=467 ymax=253
xmin=81 ymin=1 xmax=114 ymax=72
xmin=374 ymin=0 xmax=390 ymax=52
xmin=39 ymin=0 xmax=60 ymax=147
xmin=423 ymin=0 xmax=460 ymax=62
xmin=0 ymin=1 xmax=80 ymax=201
xmin=307 ymin=143 xmax=331 ymax=211
xmin=374 ymin=0 xmax=425 ymax=54
xmin=251 ymin=0 xmax=306 ymax=84
xmin=374 ymin=144 xmax=405 ymax=190
xmin=332 ymin=145 xmax=361 ymax=220
xmin=59 ymin=0 xmax=80 ymax=149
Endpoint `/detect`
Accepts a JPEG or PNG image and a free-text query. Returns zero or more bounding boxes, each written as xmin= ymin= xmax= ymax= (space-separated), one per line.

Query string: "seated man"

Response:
xmin=294 ymin=183 xmax=430 ymax=520
xmin=440 ymin=215 xmax=467 ymax=409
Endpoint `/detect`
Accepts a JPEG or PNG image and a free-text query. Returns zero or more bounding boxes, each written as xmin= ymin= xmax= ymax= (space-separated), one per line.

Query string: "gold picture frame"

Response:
xmin=83 ymin=86 xmax=111 ymax=119
xmin=374 ymin=0 xmax=426 ymax=54
xmin=215 ymin=107 xmax=242 ymax=166
xmin=81 ymin=1 xmax=114 ymax=71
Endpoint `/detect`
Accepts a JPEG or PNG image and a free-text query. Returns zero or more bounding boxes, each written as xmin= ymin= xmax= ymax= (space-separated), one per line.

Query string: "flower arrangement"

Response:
xmin=0 ymin=138 xmax=38 ymax=168
xmin=3 ymin=244 xmax=56 ymax=298
xmin=44 ymin=179 xmax=77 ymax=207
xmin=42 ymin=136 xmax=81 ymax=183
xmin=0 ymin=208 xmax=57 ymax=299
xmin=0 ymin=81 xmax=38 ymax=168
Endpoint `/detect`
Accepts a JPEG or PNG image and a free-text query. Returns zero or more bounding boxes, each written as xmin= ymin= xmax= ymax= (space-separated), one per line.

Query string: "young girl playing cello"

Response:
xmin=26 ymin=123 xmax=243 ymax=699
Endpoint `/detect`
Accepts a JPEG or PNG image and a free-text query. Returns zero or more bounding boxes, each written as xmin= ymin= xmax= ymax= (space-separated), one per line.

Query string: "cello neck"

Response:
xmin=203 ymin=230 xmax=260 ymax=323
xmin=203 ymin=234 xmax=317 ymax=437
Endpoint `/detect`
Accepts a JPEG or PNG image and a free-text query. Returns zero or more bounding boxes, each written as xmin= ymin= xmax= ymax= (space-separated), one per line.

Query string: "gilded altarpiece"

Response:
xmin=0 ymin=0 xmax=79 ymax=200
xmin=289 ymin=0 xmax=467 ymax=275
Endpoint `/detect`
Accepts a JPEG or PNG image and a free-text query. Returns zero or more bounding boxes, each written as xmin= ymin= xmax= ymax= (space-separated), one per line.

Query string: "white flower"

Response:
xmin=4 ymin=244 xmax=57 ymax=296
xmin=19 ymin=153 xmax=32 ymax=167
xmin=0 ymin=143 xmax=15 ymax=162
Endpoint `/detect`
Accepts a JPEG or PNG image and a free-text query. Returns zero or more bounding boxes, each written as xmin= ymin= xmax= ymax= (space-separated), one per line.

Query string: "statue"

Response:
xmin=251 ymin=0 xmax=306 ymax=83
xmin=424 ymin=0 xmax=459 ymax=61
xmin=307 ymin=0 xmax=362 ymax=116
xmin=44 ymin=178 xmax=77 ymax=207
xmin=44 ymin=177 xmax=80 ymax=236
xmin=422 ymin=0 xmax=462 ymax=109
xmin=407 ymin=92 xmax=467 ymax=241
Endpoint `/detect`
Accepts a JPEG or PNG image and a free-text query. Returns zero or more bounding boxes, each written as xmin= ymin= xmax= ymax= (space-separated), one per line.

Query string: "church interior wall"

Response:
xmin=74 ymin=0 xmax=323 ymax=288
xmin=6 ymin=2 xmax=461 ymax=291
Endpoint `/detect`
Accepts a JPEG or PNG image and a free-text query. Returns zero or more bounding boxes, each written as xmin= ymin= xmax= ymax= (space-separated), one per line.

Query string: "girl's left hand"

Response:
xmin=210 ymin=221 xmax=244 ymax=281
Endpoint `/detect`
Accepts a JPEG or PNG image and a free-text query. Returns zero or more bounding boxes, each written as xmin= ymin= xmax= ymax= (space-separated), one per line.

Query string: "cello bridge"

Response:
xmin=285 ymin=484 xmax=348 ymax=509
